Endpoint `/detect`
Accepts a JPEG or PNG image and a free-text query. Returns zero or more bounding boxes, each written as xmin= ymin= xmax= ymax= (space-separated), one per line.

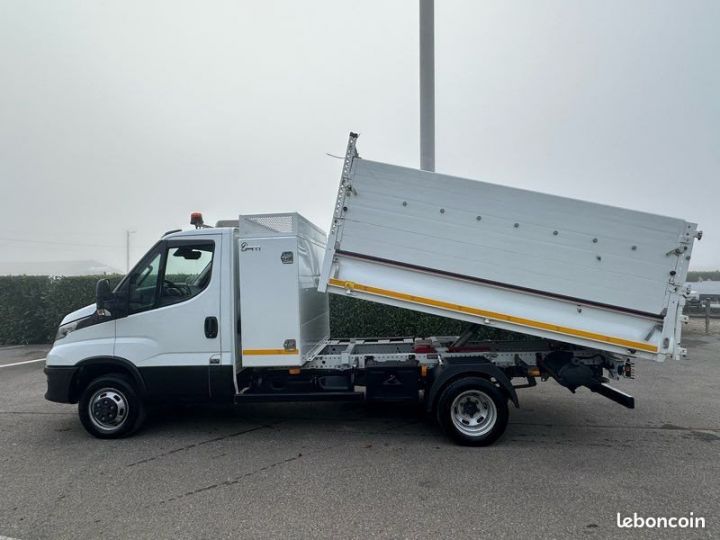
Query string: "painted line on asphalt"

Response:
xmin=0 ymin=358 xmax=46 ymax=368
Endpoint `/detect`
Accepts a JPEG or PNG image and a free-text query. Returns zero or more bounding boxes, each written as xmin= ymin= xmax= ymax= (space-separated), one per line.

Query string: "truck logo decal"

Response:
xmin=241 ymin=242 xmax=261 ymax=252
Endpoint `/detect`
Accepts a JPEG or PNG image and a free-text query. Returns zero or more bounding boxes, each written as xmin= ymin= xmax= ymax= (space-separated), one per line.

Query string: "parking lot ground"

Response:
xmin=0 ymin=345 xmax=50 ymax=368
xmin=1 ymin=334 xmax=718 ymax=539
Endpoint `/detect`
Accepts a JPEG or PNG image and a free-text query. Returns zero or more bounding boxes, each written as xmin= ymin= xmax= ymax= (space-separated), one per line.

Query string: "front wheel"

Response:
xmin=78 ymin=374 xmax=146 ymax=439
xmin=436 ymin=377 xmax=509 ymax=446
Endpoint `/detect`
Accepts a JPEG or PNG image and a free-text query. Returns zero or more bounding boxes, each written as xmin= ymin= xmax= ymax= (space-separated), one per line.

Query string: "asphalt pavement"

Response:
xmin=0 ymin=333 xmax=718 ymax=539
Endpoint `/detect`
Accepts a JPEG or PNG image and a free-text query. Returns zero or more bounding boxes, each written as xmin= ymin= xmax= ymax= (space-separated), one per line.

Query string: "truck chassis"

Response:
xmin=233 ymin=334 xmax=633 ymax=445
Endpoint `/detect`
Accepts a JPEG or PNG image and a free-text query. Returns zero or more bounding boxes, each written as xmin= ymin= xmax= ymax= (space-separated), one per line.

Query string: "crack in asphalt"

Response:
xmin=125 ymin=424 xmax=276 ymax=468
xmin=149 ymin=416 xmax=430 ymax=506
xmin=158 ymin=454 xmax=304 ymax=504
xmin=155 ymin=443 xmax=342 ymax=506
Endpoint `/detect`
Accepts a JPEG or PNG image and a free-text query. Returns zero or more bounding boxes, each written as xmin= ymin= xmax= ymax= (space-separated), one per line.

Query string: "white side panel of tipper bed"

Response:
xmin=320 ymin=135 xmax=698 ymax=361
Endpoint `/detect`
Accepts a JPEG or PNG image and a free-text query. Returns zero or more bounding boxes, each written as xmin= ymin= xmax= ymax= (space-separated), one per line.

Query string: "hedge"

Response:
xmin=0 ymin=275 xmax=123 ymax=345
xmin=687 ymin=271 xmax=720 ymax=282
xmin=328 ymin=294 xmax=517 ymax=340
xmin=0 ymin=275 xmax=516 ymax=345
xmin=6 ymin=269 xmax=717 ymax=345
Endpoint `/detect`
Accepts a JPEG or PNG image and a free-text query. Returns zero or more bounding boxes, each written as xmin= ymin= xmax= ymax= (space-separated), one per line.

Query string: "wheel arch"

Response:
xmin=70 ymin=356 xmax=147 ymax=402
xmin=426 ymin=362 xmax=519 ymax=413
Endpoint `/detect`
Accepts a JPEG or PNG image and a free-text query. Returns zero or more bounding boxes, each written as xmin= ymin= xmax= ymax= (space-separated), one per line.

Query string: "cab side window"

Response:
xmin=158 ymin=242 xmax=215 ymax=307
xmin=128 ymin=251 xmax=162 ymax=313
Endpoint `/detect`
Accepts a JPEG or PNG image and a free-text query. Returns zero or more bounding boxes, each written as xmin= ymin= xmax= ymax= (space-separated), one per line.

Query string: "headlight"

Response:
xmin=55 ymin=320 xmax=80 ymax=341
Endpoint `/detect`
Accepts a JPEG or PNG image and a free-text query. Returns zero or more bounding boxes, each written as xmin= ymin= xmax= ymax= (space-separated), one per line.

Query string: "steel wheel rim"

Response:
xmin=88 ymin=387 xmax=129 ymax=432
xmin=450 ymin=389 xmax=497 ymax=437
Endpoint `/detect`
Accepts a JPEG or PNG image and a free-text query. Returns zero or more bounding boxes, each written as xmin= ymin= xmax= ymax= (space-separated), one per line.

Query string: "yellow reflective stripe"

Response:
xmin=328 ymin=278 xmax=658 ymax=353
xmin=242 ymin=348 xmax=299 ymax=355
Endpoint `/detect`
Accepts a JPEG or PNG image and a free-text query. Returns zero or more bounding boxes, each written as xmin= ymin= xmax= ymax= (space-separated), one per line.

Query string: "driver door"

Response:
xmin=114 ymin=236 xmax=222 ymax=401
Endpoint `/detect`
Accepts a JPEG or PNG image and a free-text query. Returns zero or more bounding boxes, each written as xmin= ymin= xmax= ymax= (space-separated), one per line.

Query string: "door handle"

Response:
xmin=204 ymin=316 xmax=218 ymax=338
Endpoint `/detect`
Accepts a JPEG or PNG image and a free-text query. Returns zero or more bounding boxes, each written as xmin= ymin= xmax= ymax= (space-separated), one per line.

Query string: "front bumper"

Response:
xmin=44 ymin=366 xmax=79 ymax=403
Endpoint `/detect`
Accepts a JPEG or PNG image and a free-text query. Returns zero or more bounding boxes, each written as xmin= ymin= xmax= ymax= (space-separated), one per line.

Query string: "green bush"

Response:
xmin=0 ymin=275 xmax=122 ymax=345
xmin=687 ymin=270 xmax=720 ymax=282
xmin=6 ymin=268 xmax=717 ymax=345
xmin=0 ymin=274 xmax=518 ymax=345
xmin=0 ymin=276 xmax=50 ymax=345
xmin=328 ymin=295 xmax=518 ymax=340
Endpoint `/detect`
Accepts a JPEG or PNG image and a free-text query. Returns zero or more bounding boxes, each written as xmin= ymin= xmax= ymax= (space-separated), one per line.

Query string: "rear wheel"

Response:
xmin=78 ymin=374 xmax=145 ymax=439
xmin=436 ymin=377 xmax=508 ymax=446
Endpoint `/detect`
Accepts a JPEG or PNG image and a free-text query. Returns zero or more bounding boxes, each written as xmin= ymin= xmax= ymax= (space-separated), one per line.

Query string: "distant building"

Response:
xmin=685 ymin=280 xmax=720 ymax=302
xmin=0 ymin=260 xmax=122 ymax=277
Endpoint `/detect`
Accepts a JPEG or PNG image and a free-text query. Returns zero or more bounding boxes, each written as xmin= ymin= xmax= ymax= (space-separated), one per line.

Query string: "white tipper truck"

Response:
xmin=45 ymin=133 xmax=701 ymax=445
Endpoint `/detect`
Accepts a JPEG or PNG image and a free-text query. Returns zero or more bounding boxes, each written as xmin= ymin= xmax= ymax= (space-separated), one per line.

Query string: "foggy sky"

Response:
xmin=1 ymin=0 xmax=718 ymax=272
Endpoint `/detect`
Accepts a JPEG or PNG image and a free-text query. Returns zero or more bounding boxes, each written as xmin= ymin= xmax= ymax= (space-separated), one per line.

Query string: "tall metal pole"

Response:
xmin=419 ymin=0 xmax=435 ymax=172
xmin=125 ymin=230 xmax=135 ymax=272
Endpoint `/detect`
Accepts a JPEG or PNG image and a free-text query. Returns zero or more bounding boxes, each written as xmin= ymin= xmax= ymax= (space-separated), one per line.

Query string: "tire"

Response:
xmin=436 ymin=377 xmax=509 ymax=446
xmin=78 ymin=374 xmax=146 ymax=439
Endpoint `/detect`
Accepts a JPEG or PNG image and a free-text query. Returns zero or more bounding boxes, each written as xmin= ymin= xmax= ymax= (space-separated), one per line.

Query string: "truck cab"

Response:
xmin=45 ymin=227 xmax=235 ymax=425
xmin=45 ymin=214 xmax=340 ymax=438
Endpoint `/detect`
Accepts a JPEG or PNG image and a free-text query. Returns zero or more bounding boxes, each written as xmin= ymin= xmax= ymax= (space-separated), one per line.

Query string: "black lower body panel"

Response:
xmin=138 ymin=365 xmax=235 ymax=403
xmin=44 ymin=366 xmax=79 ymax=403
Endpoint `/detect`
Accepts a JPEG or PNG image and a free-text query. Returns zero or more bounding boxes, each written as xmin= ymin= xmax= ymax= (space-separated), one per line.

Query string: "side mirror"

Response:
xmin=96 ymin=279 xmax=113 ymax=312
